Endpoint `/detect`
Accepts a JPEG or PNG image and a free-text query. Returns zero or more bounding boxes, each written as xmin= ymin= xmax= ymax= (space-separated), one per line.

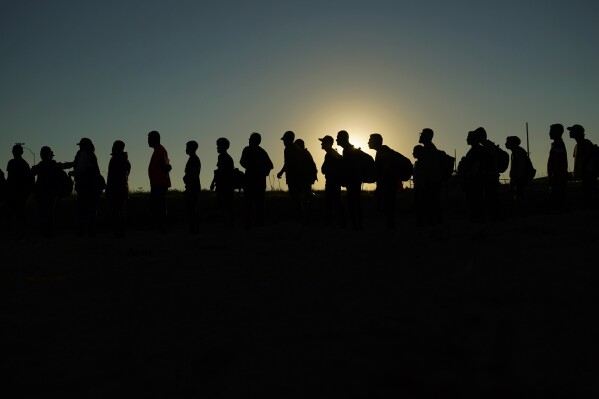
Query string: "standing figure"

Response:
xmin=210 ymin=137 xmax=235 ymax=229
xmin=505 ymin=136 xmax=533 ymax=217
xmin=6 ymin=144 xmax=34 ymax=236
xmin=106 ymin=140 xmax=131 ymax=237
xmin=336 ymin=130 xmax=364 ymax=230
xmin=31 ymin=146 xmax=67 ymax=237
xmin=277 ymin=130 xmax=309 ymax=224
xmin=547 ymin=123 xmax=569 ymax=214
xmin=240 ymin=132 xmax=273 ymax=229
xmin=568 ymin=124 xmax=598 ymax=210
xmin=319 ymin=135 xmax=346 ymax=228
xmin=476 ymin=127 xmax=502 ymax=221
xmin=183 ymin=140 xmax=201 ymax=234
xmin=147 ymin=130 xmax=172 ymax=233
xmin=457 ymin=130 xmax=487 ymax=223
xmin=294 ymin=138 xmax=318 ymax=222
xmin=417 ymin=128 xmax=443 ymax=225
xmin=67 ymin=138 xmax=104 ymax=237
xmin=367 ymin=133 xmax=402 ymax=230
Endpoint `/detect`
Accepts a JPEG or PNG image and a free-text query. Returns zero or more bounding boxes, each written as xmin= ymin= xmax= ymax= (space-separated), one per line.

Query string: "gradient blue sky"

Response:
xmin=2 ymin=0 xmax=598 ymax=191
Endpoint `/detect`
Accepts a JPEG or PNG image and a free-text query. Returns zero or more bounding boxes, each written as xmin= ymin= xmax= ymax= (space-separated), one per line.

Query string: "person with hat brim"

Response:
xmin=319 ymin=134 xmax=346 ymax=228
xmin=106 ymin=140 xmax=131 ymax=237
xmin=240 ymin=132 xmax=273 ymax=229
xmin=568 ymin=124 xmax=598 ymax=209
xmin=65 ymin=137 xmax=104 ymax=237
xmin=276 ymin=130 xmax=309 ymax=224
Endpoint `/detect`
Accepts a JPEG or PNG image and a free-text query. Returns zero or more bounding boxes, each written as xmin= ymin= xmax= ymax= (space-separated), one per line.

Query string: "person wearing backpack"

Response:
xmin=457 ymin=130 xmax=487 ymax=224
xmin=277 ymin=130 xmax=311 ymax=224
xmin=319 ymin=135 xmax=347 ymax=228
xmin=367 ymin=133 xmax=404 ymax=230
xmin=475 ymin=127 xmax=503 ymax=221
xmin=547 ymin=123 xmax=569 ymax=214
xmin=416 ymin=128 xmax=443 ymax=225
xmin=505 ymin=136 xmax=533 ymax=217
xmin=240 ymin=132 xmax=274 ymax=229
xmin=336 ymin=130 xmax=365 ymax=230
xmin=64 ymin=138 xmax=105 ymax=237
xmin=568 ymin=124 xmax=598 ymax=210
xmin=294 ymin=138 xmax=318 ymax=223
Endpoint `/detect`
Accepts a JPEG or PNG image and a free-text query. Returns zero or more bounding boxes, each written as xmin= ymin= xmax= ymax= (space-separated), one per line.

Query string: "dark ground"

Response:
xmin=1 ymin=182 xmax=598 ymax=398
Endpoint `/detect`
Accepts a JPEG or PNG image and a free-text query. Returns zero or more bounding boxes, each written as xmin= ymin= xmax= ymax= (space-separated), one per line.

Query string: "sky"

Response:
xmin=1 ymin=0 xmax=598 ymax=191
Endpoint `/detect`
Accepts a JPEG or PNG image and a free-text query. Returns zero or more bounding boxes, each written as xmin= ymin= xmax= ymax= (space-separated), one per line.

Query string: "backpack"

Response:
xmin=355 ymin=148 xmax=377 ymax=183
xmin=232 ymin=168 xmax=246 ymax=190
xmin=299 ymin=149 xmax=318 ymax=185
xmin=438 ymin=150 xmax=456 ymax=181
xmin=491 ymin=142 xmax=510 ymax=174
xmin=392 ymin=150 xmax=413 ymax=182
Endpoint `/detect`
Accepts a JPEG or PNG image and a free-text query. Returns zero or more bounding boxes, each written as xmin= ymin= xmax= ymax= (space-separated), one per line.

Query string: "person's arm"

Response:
xmin=277 ymin=164 xmax=286 ymax=179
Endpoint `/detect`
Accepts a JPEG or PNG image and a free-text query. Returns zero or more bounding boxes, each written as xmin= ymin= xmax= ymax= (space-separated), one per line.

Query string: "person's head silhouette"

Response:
xmin=419 ymin=128 xmax=434 ymax=145
xmin=148 ymin=130 xmax=161 ymax=148
xmin=567 ymin=124 xmax=585 ymax=140
xmin=549 ymin=124 xmax=564 ymax=141
xmin=368 ymin=133 xmax=383 ymax=150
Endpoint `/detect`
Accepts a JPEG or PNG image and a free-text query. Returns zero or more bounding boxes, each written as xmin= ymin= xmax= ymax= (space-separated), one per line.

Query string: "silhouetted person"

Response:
xmin=547 ymin=123 xmax=569 ymax=214
xmin=183 ymin=140 xmax=201 ymax=234
xmin=505 ymin=136 xmax=532 ymax=217
xmin=367 ymin=133 xmax=402 ymax=230
xmin=319 ymin=135 xmax=346 ymax=228
xmin=476 ymin=127 xmax=502 ymax=221
xmin=148 ymin=130 xmax=172 ymax=233
xmin=67 ymin=138 xmax=104 ymax=237
xmin=210 ymin=137 xmax=235 ymax=229
xmin=416 ymin=128 xmax=443 ymax=225
xmin=240 ymin=132 xmax=273 ymax=229
xmin=458 ymin=130 xmax=487 ymax=223
xmin=31 ymin=146 xmax=68 ymax=237
xmin=568 ymin=124 xmax=598 ymax=210
xmin=277 ymin=131 xmax=309 ymax=224
xmin=6 ymin=144 xmax=34 ymax=237
xmin=106 ymin=140 xmax=131 ymax=237
xmin=336 ymin=130 xmax=364 ymax=230
xmin=295 ymin=138 xmax=318 ymax=222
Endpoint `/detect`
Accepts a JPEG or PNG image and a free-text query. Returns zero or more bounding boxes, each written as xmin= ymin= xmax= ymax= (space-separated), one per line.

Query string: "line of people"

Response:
xmin=0 ymin=123 xmax=597 ymax=238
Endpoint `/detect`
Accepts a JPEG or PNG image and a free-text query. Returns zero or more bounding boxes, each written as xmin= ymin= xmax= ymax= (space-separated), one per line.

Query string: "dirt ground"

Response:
xmin=2 ymin=185 xmax=598 ymax=397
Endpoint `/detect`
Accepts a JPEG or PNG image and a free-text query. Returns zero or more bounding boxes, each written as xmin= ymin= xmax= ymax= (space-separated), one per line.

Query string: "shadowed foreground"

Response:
xmin=1 ymin=188 xmax=598 ymax=397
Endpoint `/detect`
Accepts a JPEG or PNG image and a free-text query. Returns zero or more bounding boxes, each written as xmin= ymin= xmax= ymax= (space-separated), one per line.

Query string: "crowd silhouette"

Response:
xmin=1 ymin=124 xmax=597 ymax=239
